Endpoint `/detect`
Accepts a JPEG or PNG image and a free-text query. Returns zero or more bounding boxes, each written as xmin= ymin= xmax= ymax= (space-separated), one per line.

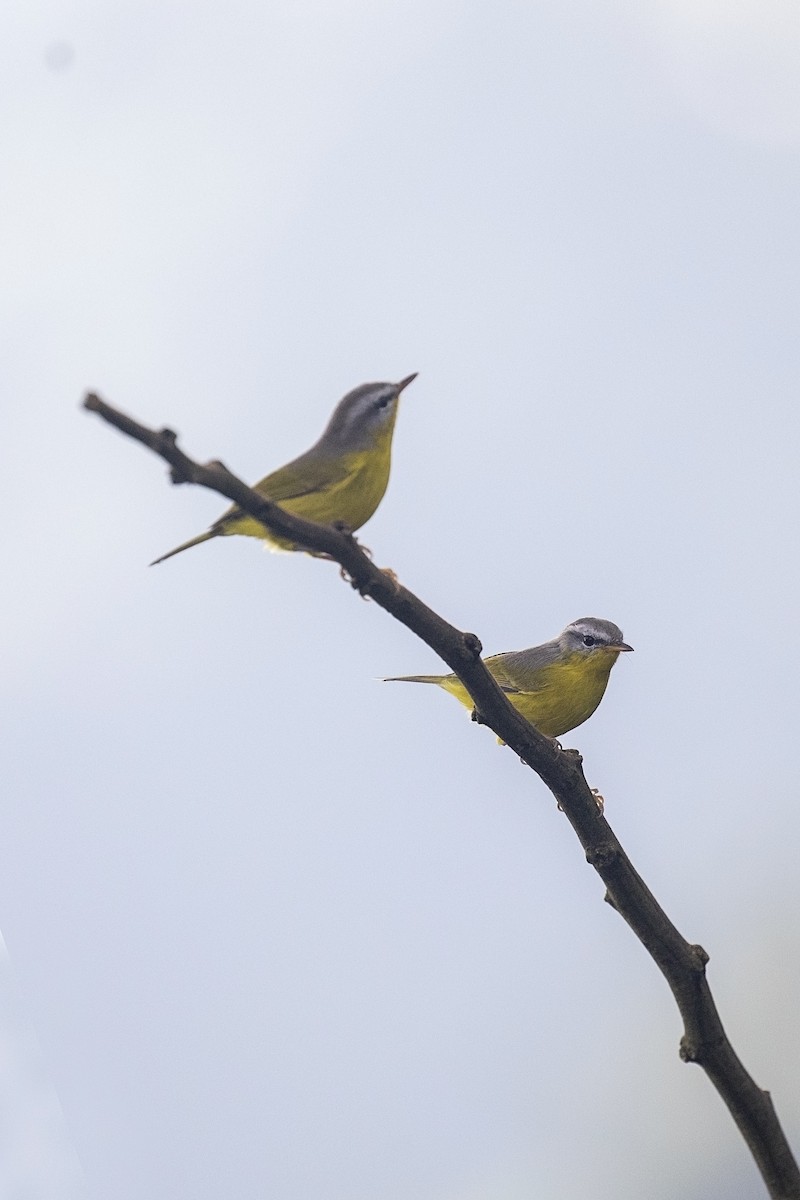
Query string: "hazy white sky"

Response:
xmin=3 ymin=2 xmax=800 ymax=1197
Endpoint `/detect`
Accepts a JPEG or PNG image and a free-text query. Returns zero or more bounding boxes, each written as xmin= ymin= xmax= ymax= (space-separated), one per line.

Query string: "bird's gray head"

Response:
xmin=319 ymin=374 xmax=417 ymax=452
xmin=559 ymin=617 xmax=634 ymax=657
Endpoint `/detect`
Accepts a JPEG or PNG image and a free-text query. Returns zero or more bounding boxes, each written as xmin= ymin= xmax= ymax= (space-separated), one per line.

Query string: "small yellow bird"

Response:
xmin=386 ymin=617 xmax=632 ymax=738
xmin=151 ymin=374 xmax=417 ymax=564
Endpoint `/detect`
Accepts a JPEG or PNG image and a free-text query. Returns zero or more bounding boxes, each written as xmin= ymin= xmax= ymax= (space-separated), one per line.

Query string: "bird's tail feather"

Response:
xmin=383 ymin=674 xmax=443 ymax=684
xmin=150 ymin=530 xmax=217 ymax=566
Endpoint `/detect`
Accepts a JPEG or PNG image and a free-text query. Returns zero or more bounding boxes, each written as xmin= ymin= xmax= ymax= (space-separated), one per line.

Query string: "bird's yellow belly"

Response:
xmin=441 ymin=657 xmax=612 ymax=739
xmin=221 ymin=450 xmax=391 ymax=550
xmin=509 ymin=677 xmax=607 ymax=738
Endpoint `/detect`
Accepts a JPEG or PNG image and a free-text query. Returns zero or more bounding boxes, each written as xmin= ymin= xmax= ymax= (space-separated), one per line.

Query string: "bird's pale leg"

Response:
xmin=590 ymin=787 xmax=605 ymax=814
xmin=333 ymin=526 xmax=400 ymax=595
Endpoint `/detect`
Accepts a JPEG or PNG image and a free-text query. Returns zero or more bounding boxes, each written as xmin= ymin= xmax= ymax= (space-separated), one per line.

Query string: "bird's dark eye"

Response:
xmin=582 ymin=635 xmax=596 ymax=647
xmin=376 ymin=396 xmax=391 ymax=410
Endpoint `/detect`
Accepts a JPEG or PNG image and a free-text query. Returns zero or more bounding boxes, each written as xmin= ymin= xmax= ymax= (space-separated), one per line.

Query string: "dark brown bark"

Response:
xmin=83 ymin=391 xmax=800 ymax=1199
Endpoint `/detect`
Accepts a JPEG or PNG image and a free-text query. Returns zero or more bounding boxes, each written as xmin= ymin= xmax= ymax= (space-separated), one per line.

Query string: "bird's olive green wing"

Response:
xmin=253 ymin=449 xmax=353 ymax=502
xmin=484 ymin=644 xmax=561 ymax=695
xmin=482 ymin=656 xmax=523 ymax=694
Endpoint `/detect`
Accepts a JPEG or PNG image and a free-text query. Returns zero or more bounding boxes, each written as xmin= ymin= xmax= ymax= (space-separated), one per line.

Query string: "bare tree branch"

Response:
xmin=83 ymin=390 xmax=800 ymax=1199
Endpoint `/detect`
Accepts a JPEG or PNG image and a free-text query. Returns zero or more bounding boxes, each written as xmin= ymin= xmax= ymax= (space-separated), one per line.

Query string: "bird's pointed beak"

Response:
xmin=613 ymin=642 xmax=634 ymax=653
xmin=395 ymin=372 xmax=418 ymax=393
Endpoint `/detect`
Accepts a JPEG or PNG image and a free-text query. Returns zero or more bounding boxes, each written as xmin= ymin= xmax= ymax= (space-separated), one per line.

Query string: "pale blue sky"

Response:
xmin=3 ymin=2 xmax=800 ymax=1197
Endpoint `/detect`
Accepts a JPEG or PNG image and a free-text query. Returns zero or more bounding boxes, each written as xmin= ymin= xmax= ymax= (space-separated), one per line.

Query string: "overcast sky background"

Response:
xmin=3 ymin=1 xmax=800 ymax=1197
